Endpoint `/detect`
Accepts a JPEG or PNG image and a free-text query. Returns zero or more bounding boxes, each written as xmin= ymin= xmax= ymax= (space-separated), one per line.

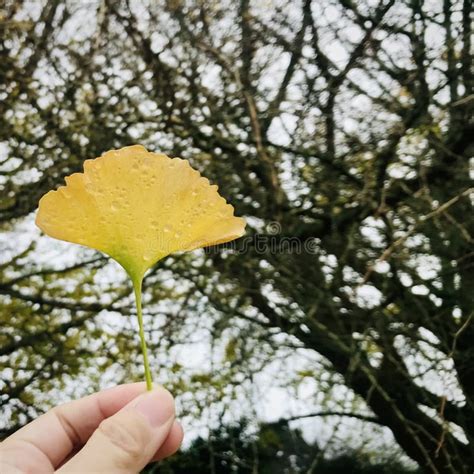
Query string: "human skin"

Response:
xmin=0 ymin=383 xmax=183 ymax=473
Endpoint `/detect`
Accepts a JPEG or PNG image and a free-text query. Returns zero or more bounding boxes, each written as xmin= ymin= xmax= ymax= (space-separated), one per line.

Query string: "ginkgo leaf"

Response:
xmin=36 ymin=145 xmax=246 ymax=281
xmin=36 ymin=145 xmax=246 ymax=390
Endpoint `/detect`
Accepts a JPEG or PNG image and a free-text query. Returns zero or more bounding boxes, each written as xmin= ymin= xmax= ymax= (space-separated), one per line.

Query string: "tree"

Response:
xmin=0 ymin=1 xmax=472 ymax=472
xmin=153 ymin=419 xmax=419 ymax=473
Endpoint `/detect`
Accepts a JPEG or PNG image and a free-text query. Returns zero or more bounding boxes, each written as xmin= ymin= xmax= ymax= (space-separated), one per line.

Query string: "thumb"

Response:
xmin=58 ymin=387 xmax=175 ymax=474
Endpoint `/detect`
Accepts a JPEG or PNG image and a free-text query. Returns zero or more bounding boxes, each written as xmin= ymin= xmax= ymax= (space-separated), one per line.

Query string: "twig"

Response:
xmin=360 ymin=187 xmax=473 ymax=286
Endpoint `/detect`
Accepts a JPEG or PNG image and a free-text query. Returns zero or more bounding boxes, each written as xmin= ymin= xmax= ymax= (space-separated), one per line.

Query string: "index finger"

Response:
xmin=0 ymin=382 xmax=147 ymax=470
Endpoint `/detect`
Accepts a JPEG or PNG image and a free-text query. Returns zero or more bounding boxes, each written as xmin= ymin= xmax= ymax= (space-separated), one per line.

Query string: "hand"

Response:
xmin=0 ymin=383 xmax=183 ymax=473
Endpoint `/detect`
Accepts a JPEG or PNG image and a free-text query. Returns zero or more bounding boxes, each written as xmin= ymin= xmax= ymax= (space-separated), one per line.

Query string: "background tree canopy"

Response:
xmin=0 ymin=0 xmax=472 ymax=473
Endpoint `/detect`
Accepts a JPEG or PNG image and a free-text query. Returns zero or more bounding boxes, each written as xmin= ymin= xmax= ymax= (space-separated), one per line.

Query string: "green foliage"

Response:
xmin=150 ymin=420 xmax=419 ymax=474
xmin=0 ymin=0 xmax=472 ymax=472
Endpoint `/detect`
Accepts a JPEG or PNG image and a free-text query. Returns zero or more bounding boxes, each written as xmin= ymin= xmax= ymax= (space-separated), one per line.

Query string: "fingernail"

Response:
xmin=133 ymin=388 xmax=174 ymax=427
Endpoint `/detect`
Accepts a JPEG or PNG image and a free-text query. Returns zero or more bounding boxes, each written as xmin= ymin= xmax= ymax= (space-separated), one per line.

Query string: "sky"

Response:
xmin=1 ymin=0 xmax=469 ymax=465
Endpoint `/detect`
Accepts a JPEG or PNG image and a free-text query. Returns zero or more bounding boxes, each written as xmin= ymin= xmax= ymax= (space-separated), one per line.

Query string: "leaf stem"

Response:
xmin=133 ymin=277 xmax=153 ymax=391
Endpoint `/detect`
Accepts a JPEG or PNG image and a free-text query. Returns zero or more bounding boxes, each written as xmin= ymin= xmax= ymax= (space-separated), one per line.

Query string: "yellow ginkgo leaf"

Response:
xmin=36 ymin=144 xmax=246 ymax=389
xmin=36 ymin=145 xmax=246 ymax=280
